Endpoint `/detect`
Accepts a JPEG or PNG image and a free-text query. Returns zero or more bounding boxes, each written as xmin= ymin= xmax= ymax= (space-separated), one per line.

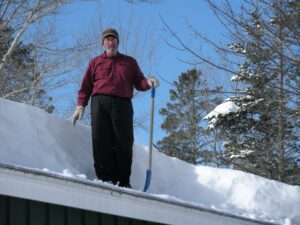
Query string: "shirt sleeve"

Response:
xmin=132 ymin=59 xmax=151 ymax=91
xmin=77 ymin=60 xmax=94 ymax=107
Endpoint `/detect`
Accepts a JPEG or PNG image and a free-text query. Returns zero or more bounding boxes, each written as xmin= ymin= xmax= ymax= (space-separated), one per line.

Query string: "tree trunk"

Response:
xmin=277 ymin=23 xmax=285 ymax=182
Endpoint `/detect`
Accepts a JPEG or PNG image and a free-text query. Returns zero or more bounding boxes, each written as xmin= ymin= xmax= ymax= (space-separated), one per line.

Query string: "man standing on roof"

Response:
xmin=72 ymin=28 xmax=159 ymax=188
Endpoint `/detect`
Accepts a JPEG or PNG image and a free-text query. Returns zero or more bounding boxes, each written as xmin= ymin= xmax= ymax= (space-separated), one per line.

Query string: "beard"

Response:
xmin=105 ymin=46 xmax=118 ymax=54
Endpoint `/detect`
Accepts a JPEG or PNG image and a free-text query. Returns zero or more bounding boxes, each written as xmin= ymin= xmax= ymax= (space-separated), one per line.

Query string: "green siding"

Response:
xmin=116 ymin=216 xmax=132 ymax=225
xmin=0 ymin=195 xmax=8 ymax=225
xmin=0 ymin=195 xmax=165 ymax=225
xmin=49 ymin=205 xmax=66 ymax=225
xmin=132 ymin=221 xmax=146 ymax=225
xmin=84 ymin=211 xmax=99 ymax=225
xmin=10 ymin=198 xmax=28 ymax=225
xmin=67 ymin=208 xmax=83 ymax=225
xmin=101 ymin=214 xmax=116 ymax=225
xmin=29 ymin=201 xmax=47 ymax=225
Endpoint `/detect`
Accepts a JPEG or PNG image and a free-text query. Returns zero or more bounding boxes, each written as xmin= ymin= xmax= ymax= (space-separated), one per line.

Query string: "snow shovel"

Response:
xmin=143 ymin=87 xmax=155 ymax=192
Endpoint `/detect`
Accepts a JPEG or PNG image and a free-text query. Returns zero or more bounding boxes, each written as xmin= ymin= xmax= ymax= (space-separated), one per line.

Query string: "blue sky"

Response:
xmin=56 ymin=0 xmax=232 ymax=146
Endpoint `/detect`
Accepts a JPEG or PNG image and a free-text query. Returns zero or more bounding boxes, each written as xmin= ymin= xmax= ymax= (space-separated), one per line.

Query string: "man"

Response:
xmin=73 ymin=28 xmax=159 ymax=188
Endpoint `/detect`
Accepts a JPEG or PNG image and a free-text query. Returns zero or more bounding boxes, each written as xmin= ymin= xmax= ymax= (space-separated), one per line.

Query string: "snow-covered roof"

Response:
xmin=0 ymin=97 xmax=299 ymax=225
xmin=0 ymin=162 xmax=273 ymax=225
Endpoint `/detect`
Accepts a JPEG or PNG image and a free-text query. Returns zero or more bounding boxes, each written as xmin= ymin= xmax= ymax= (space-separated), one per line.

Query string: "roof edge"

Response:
xmin=0 ymin=163 xmax=276 ymax=225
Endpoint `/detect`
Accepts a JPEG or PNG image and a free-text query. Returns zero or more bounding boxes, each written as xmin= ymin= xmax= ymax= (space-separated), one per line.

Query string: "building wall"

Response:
xmin=0 ymin=195 xmax=164 ymax=225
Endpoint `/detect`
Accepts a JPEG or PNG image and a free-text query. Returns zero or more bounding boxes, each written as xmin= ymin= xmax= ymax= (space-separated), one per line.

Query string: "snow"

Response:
xmin=204 ymin=101 xmax=240 ymax=129
xmin=231 ymin=75 xmax=240 ymax=82
xmin=0 ymin=98 xmax=300 ymax=225
xmin=230 ymin=149 xmax=255 ymax=159
xmin=228 ymin=43 xmax=246 ymax=54
xmin=204 ymin=101 xmax=240 ymax=120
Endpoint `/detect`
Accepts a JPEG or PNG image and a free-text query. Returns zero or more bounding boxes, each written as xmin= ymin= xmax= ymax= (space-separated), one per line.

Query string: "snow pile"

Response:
xmin=204 ymin=101 xmax=240 ymax=128
xmin=0 ymin=98 xmax=299 ymax=225
xmin=0 ymin=98 xmax=94 ymax=177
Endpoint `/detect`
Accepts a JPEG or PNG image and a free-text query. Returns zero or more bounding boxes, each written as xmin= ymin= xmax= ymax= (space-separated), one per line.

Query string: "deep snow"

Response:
xmin=0 ymin=98 xmax=299 ymax=225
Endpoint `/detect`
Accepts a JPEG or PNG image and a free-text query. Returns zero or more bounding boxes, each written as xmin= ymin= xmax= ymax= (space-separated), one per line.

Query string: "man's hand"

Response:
xmin=147 ymin=76 xmax=160 ymax=88
xmin=72 ymin=106 xmax=85 ymax=126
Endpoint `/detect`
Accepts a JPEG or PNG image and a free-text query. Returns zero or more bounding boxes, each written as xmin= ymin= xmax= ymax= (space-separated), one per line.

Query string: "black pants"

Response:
xmin=91 ymin=95 xmax=134 ymax=185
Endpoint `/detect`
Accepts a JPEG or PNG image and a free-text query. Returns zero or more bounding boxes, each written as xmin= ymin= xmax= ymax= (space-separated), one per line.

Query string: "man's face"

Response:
xmin=103 ymin=36 xmax=118 ymax=54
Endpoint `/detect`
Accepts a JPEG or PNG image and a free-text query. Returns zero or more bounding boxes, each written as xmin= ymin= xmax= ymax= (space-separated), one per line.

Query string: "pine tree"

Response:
xmin=205 ymin=1 xmax=299 ymax=184
xmin=157 ymin=68 xmax=223 ymax=165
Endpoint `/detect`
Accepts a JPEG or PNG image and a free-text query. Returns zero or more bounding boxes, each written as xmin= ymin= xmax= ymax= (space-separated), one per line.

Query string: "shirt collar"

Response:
xmin=101 ymin=51 xmax=120 ymax=59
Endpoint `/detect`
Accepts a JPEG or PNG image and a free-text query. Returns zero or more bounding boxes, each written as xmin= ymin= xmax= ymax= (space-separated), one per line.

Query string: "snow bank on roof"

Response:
xmin=0 ymin=98 xmax=299 ymax=225
xmin=0 ymin=97 xmax=94 ymax=177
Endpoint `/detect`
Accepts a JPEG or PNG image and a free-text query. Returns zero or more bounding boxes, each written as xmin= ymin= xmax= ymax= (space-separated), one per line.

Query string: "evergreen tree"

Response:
xmin=0 ymin=22 xmax=54 ymax=112
xmin=205 ymin=0 xmax=299 ymax=184
xmin=157 ymin=68 xmax=223 ymax=165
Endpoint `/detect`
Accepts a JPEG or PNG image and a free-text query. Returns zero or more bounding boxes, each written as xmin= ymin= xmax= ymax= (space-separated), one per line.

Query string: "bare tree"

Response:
xmin=0 ymin=1 xmax=93 ymax=115
xmin=0 ymin=0 xmax=68 ymax=73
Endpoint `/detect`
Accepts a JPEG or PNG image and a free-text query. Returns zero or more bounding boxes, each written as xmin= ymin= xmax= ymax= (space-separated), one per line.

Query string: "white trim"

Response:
xmin=0 ymin=164 xmax=273 ymax=225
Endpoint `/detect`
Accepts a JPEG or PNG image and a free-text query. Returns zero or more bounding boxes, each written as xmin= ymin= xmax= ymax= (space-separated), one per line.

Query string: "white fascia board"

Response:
xmin=0 ymin=164 xmax=275 ymax=225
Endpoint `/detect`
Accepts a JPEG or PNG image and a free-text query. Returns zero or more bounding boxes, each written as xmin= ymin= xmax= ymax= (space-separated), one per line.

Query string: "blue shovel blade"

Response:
xmin=143 ymin=169 xmax=152 ymax=192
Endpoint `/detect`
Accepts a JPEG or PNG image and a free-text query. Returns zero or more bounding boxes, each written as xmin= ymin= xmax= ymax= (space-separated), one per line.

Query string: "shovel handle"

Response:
xmin=151 ymin=87 xmax=156 ymax=98
xmin=148 ymin=87 xmax=155 ymax=170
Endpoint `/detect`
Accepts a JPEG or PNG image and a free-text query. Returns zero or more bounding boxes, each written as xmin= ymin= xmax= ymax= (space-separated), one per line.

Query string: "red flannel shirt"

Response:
xmin=77 ymin=52 xmax=150 ymax=107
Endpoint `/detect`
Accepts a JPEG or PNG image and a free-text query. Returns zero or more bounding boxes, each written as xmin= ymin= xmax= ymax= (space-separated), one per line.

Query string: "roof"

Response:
xmin=0 ymin=163 xmax=276 ymax=225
